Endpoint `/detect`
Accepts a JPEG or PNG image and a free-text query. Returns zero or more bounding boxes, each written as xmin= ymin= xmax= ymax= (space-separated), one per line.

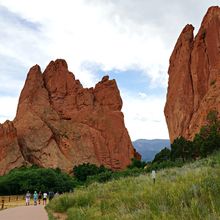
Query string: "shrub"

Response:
xmin=127 ymin=158 xmax=146 ymax=169
xmin=73 ymin=163 xmax=109 ymax=182
xmin=87 ymin=171 xmax=113 ymax=183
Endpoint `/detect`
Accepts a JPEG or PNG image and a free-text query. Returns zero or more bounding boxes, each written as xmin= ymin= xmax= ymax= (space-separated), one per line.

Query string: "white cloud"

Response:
xmin=122 ymin=92 xmax=169 ymax=141
xmin=0 ymin=0 xmax=170 ymax=86
xmin=138 ymin=92 xmax=148 ymax=99
xmin=0 ymin=0 xmax=219 ymax=140
xmin=0 ymin=96 xmax=18 ymax=122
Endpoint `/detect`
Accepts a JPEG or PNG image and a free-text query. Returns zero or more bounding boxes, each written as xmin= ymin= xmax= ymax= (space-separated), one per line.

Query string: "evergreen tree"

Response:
xmin=153 ymin=147 xmax=171 ymax=163
xmin=171 ymin=137 xmax=192 ymax=161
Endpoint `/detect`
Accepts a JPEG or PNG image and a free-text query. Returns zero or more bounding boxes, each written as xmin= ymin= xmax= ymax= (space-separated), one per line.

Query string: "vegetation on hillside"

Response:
xmin=46 ymin=151 xmax=220 ymax=220
xmin=2 ymin=110 xmax=220 ymax=219
xmin=153 ymin=110 xmax=220 ymax=164
xmin=73 ymin=163 xmax=110 ymax=182
xmin=45 ymin=110 xmax=220 ymax=219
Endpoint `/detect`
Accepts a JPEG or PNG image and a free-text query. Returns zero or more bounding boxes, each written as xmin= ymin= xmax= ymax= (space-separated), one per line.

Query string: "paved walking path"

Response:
xmin=0 ymin=205 xmax=48 ymax=220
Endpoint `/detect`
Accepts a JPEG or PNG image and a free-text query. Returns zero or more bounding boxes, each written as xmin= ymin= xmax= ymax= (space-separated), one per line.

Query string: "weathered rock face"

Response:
xmin=0 ymin=59 xmax=137 ymax=175
xmin=0 ymin=121 xmax=26 ymax=175
xmin=165 ymin=6 xmax=220 ymax=142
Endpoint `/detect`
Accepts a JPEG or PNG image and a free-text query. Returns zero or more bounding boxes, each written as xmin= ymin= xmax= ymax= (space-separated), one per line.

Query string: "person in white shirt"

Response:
xmin=151 ymin=170 xmax=156 ymax=184
xmin=25 ymin=191 xmax=31 ymax=206
xmin=43 ymin=192 xmax=48 ymax=205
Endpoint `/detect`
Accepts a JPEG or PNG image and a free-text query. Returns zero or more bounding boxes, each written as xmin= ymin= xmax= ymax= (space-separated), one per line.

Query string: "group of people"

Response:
xmin=25 ymin=191 xmax=57 ymax=206
xmin=24 ymin=171 xmax=156 ymax=206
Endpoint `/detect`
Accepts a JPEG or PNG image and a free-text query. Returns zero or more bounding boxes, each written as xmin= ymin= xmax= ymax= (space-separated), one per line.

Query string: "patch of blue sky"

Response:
xmin=0 ymin=87 xmax=21 ymax=97
xmin=107 ymin=69 xmax=166 ymax=97
xmin=0 ymin=5 xmax=41 ymax=31
xmin=0 ymin=114 xmax=8 ymax=118
xmin=0 ymin=55 xmax=27 ymax=97
xmin=81 ymin=61 xmax=166 ymax=97
xmin=0 ymin=54 xmax=27 ymax=81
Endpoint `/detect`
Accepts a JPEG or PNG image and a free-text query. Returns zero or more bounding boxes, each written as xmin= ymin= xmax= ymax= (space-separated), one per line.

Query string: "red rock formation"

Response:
xmin=0 ymin=59 xmax=137 ymax=175
xmin=165 ymin=6 xmax=220 ymax=142
xmin=0 ymin=121 xmax=26 ymax=175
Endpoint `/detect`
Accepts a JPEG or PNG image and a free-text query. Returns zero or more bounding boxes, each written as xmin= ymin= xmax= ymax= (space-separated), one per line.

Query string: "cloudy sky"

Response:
xmin=0 ymin=0 xmax=219 ymax=141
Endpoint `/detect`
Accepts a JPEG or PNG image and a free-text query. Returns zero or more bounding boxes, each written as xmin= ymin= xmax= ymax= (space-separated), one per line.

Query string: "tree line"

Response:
xmin=0 ymin=166 xmax=75 ymax=195
xmin=2 ymin=110 xmax=220 ymax=195
xmin=153 ymin=110 xmax=220 ymax=164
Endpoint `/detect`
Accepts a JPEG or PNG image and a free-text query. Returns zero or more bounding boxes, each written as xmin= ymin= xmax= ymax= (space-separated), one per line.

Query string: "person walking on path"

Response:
xmin=151 ymin=170 xmax=156 ymax=184
xmin=33 ymin=191 xmax=38 ymax=206
xmin=38 ymin=191 xmax=42 ymax=204
xmin=25 ymin=191 xmax=31 ymax=206
xmin=43 ymin=192 xmax=48 ymax=206
xmin=48 ymin=191 xmax=54 ymax=201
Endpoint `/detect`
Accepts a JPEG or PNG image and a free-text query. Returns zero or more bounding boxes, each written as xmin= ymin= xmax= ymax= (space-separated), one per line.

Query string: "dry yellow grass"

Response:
xmin=0 ymin=196 xmax=38 ymax=210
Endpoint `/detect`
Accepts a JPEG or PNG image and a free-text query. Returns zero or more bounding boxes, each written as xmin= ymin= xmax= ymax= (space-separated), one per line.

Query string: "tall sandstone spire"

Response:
xmin=165 ymin=6 xmax=220 ymax=143
xmin=0 ymin=59 xmax=138 ymax=175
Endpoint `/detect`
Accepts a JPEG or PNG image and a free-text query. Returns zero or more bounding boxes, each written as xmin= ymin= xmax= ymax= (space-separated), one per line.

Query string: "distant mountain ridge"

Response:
xmin=133 ymin=139 xmax=170 ymax=162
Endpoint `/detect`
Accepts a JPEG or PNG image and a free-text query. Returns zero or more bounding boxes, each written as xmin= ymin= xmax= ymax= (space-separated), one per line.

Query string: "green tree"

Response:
xmin=196 ymin=125 xmax=220 ymax=157
xmin=127 ymin=158 xmax=146 ymax=169
xmin=152 ymin=147 xmax=171 ymax=163
xmin=73 ymin=163 xmax=109 ymax=182
xmin=171 ymin=137 xmax=193 ymax=162
xmin=0 ymin=167 xmax=75 ymax=195
xmin=207 ymin=110 xmax=219 ymax=126
xmin=193 ymin=110 xmax=220 ymax=157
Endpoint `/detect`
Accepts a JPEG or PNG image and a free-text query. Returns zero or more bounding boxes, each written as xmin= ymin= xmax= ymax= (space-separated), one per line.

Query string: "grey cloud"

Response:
xmin=0 ymin=5 xmax=44 ymax=99
xmin=84 ymin=0 xmax=219 ymax=47
xmin=0 ymin=5 xmax=41 ymax=31
xmin=0 ymin=5 xmax=49 ymax=90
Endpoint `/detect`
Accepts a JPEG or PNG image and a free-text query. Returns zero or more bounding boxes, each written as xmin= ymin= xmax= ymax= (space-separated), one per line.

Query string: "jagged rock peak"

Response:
xmin=182 ymin=24 xmax=194 ymax=33
xmin=175 ymin=24 xmax=194 ymax=46
xmin=45 ymin=59 xmax=68 ymax=72
xmin=0 ymin=59 xmax=138 ymax=175
xmin=201 ymin=6 xmax=220 ymax=26
xmin=26 ymin=64 xmax=42 ymax=80
xmin=101 ymin=75 xmax=109 ymax=82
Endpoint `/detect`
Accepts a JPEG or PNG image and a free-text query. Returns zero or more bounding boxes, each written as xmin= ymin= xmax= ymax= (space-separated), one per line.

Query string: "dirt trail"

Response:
xmin=0 ymin=205 xmax=48 ymax=220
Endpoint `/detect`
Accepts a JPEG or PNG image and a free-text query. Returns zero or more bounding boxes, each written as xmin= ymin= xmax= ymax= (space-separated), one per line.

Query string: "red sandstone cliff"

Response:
xmin=165 ymin=6 xmax=220 ymax=142
xmin=0 ymin=121 xmax=26 ymax=175
xmin=0 ymin=59 xmax=137 ymax=175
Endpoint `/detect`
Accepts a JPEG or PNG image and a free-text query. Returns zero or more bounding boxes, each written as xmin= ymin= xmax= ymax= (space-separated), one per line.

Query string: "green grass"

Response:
xmin=46 ymin=152 xmax=220 ymax=220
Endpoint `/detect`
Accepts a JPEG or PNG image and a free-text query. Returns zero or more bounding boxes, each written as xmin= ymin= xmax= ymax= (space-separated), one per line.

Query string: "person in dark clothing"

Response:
xmin=48 ymin=191 xmax=54 ymax=201
xmin=38 ymin=191 xmax=42 ymax=204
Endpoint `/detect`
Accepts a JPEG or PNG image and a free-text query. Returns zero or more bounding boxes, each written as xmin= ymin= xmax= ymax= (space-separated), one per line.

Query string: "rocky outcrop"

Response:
xmin=165 ymin=6 xmax=220 ymax=142
xmin=0 ymin=59 xmax=137 ymax=175
xmin=0 ymin=121 xmax=26 ymax=175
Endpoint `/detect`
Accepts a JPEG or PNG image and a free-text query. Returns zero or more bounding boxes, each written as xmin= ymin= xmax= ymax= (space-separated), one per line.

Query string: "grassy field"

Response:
xmin=0 ymin=195 xmax=26 ymax=210
xmin=46 ymin=152 xmax=220 ymax=220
